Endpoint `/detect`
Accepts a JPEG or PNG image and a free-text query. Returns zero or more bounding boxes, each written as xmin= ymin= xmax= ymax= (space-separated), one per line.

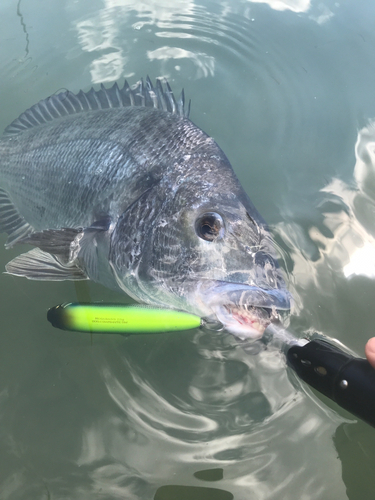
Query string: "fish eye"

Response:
xmin=195 ymin=212 xmax=224 ymax=241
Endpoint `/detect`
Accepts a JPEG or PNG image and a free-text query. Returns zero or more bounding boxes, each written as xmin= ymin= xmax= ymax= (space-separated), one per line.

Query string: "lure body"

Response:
xmin=47 ymin=303 xmax=202 ymax=334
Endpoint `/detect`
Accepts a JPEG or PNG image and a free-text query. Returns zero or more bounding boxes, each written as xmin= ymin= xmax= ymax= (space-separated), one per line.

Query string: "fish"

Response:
xmin=0 ymin=77 xmax=290 ymax=339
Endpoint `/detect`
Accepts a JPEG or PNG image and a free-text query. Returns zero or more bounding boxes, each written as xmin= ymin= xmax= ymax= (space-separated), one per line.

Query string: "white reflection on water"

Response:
xmin=309 ymin=3 xmax=334 ymax=24
xmin=354 ymin=122 xmax=375 ymax=200
xmin=107 ymin=0 xmax=196 ymax=23
xmin=75 ymin=0 xmax=196 ymax=83
xmin=76 ymin=11 xmax=129 ymax=83
xmin=246 ymin=0 xmax=335 ymax=25
xmin=277 ymin=122 xmax=375 ymax=298
xmin=247 ymin=0 xmax=310 ymax=13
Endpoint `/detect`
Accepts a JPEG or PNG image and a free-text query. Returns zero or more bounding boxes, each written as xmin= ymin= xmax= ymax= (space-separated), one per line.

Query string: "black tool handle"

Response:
xmin=287 ymin=339 xmax=375 ymax=428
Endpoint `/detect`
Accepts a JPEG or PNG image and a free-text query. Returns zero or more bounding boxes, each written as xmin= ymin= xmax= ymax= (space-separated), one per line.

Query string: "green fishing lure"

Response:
xmin=47 ymin=303 xmax=202 ymax=334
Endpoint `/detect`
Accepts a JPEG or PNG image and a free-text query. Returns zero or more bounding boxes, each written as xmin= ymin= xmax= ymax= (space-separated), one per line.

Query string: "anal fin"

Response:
xmin=0 ymin=188 xmax=34 ymax=247
xmin=5 ymin=248 xmax=88 ymax=281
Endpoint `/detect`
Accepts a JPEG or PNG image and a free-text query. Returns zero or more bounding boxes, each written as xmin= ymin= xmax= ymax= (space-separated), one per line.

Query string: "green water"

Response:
xmin=1 ymin=0 xmax=375 ymax=498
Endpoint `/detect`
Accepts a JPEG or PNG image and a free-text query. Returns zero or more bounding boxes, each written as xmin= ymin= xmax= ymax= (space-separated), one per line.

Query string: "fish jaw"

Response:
xmin=194 ymin=280 xmax=291 ymax=340
xmin=212 ymin=304 xmax=273 ymax=339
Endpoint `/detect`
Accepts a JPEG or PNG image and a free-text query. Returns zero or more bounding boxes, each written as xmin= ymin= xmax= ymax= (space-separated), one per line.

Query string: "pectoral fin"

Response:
xmin=18 ymin=227 xmax=82 ymax=261
xmin=7 ymin=219 xmax=111 ymax=282
xmin=5 ymin=248 xmax=88 ymax=281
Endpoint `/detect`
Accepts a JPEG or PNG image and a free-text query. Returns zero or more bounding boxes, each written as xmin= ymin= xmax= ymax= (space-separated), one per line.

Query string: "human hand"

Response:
xmin=365 ymin=338 xmax=375 ymax=369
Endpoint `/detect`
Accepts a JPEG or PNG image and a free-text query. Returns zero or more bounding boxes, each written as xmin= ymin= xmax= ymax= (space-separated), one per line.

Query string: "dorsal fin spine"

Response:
xmin=20 ymin=115 xmax=33 ymax=128
xmin=156 ymin=79 xmax=167 ymax=112
xmin=30 ymin=107 xmax=44 ymax=125
xmin=58 ymin=96 xmax=72 ymax=114
xmin=113 ymin=83 xmax=122 ymax=108
xmin=38 ymin=101 xmax=53 ymax=121
xmin=47 ymin=96 xmax=61 ymax=118
xmin=4 ymin=78 xmax=190 ymax=136
xmin=92 ymin=90 xmax=102 ymax=108
xmin=100 ymin=83 xmax=111 ymax=108
xmin=23 ymin=111 xmax=36 ymax=127
xmin=166 ymin=81 xmax=177 ymax=114
xmin=69 ymin=94 xmax=82 ymax=113
xmin=76 ymin=90 xmax=89 ymax=112
xmin=70 ymin=92 xmax=84 ymax=112
xmin=124 ymin=81 xmax=135 ymax=106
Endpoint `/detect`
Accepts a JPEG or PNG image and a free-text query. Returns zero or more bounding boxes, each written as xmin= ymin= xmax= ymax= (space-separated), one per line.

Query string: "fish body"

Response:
xmin=0 ymin=79 xmax=290 ymax=338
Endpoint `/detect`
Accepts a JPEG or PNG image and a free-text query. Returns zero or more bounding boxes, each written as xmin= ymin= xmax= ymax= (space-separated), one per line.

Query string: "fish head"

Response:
xmin=110 ymin=157 xmax=290 ymax=340
xmin=167 ymin=189 xmax=291 ymax=339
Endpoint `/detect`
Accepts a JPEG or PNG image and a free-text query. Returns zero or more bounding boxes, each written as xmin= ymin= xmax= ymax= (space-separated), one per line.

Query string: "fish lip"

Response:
xmin=197 ymin=280 xmax=291 ymax=339
xmin=201 ymin=280 xmax=291 ymax=311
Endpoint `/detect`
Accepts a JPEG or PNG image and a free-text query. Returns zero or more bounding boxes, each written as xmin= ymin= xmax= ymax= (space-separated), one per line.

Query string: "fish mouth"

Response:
xmin=213 ymin=303 xmax=276 ymax=339
xmin=198 ymin=281 xmax=291 ymax=340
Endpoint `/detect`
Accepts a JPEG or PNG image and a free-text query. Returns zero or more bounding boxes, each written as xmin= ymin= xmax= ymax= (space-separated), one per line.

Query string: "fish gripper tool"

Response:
xmin=287 ymin=338 xmax=375 ymax=428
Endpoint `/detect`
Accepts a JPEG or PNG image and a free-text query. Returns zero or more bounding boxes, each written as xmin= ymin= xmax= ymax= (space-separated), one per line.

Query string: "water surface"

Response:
xmin=1 ymin=0 xmax=375 ymax=498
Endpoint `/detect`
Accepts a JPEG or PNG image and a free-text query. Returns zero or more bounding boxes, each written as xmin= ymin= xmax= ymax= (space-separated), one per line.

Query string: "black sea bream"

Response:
xmin=0 ymin=78 xmax=290 ymax=338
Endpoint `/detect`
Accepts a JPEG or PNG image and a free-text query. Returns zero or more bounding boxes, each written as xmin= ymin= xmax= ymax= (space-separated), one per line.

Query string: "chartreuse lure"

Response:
xmin=47 ymin=303 xmax=202 ymax=334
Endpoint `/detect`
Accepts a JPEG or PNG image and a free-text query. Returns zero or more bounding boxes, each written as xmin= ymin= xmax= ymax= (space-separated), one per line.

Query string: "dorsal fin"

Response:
xmin=4 ymin=77 xmax=191 ymax=136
